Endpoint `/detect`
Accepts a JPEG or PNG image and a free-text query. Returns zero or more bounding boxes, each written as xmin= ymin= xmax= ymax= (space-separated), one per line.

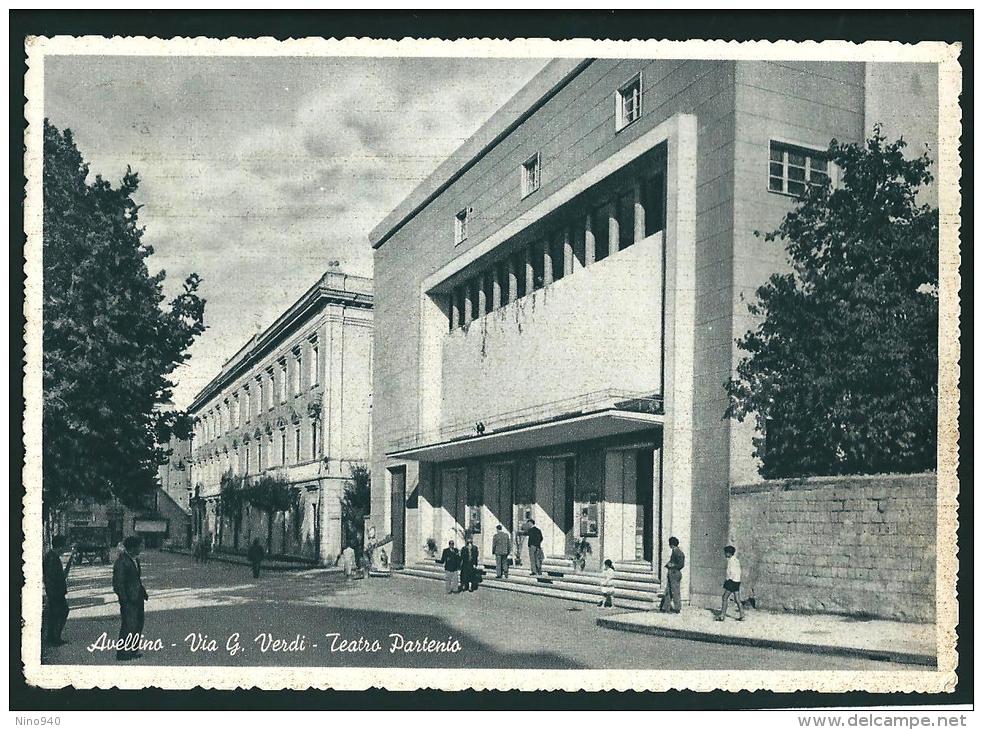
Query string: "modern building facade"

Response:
xmin=369 ymin=58 xmax=937 ymax=605
xmin=188 ymin=271 xmax=373 ymax=564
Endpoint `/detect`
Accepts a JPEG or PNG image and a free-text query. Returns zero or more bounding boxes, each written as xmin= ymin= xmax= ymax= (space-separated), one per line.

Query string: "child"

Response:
xmin=598 ymin=559 xmax=616 ymax=608
xmin=717 ymin=545 xmax=745 ymax=621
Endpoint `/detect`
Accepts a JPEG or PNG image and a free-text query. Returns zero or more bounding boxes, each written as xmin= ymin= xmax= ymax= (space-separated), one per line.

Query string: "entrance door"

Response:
xmin=389 ymin=466 xmax=406 ymax=568
xmin=636 ymin=448 xmax=655 ymax=563
xmin=604 ymin=446 xmax=656 ymax=563
xmin=438 ymin=468 xmax=467 ymax=543
xmin=536 ymin=456 xmax=575 ymax=556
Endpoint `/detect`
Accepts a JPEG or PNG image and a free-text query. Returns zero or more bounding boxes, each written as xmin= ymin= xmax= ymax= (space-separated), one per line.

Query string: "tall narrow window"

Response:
xmin=257 ymin=440 xmax=263 ymax=472
xmin=245 ymin=446 xmax=250 ymax=474
xmin=521 ymin=152 xmax=541 ymax=198
xmin=232 ymin=393 xmax=239 ymax=428
xmin=294 ymin=426 xmax=302 ymax=463
xmin=309 ymin=337 xmax=319 ymax=387
xmin=293 ymin=349 xmax=302 ymax=395
xmin=278 ymin=359 xmax=287 ymax=403
xmin=279 ymin=429 xmax=287 ymax=465
xmin=454 ymin=208 xmax=470 ymax=245
xmin=616 ymin=73 xmax=642 ymax=131
xmin=267 ymin=369 xmax=275 ymax=409
xmin=311 ymin=420 xmax=320 ymax=460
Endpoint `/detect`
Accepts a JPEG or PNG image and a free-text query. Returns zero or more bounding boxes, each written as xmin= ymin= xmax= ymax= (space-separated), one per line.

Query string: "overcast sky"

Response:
xmin=45 ymin=55 xmax=547 ymax=407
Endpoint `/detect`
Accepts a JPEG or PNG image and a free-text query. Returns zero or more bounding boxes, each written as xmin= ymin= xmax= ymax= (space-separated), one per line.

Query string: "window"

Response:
xmin=294 ymin=426 xmax=302 ymax=463
xmin=311 ymin=419 xmax=320 ymax=459
xmin=521 ymin=152 xmax=541 ymax=198
xmin=308 ymin=337 xmax=319 ymax=387
xmin=243 ymin=386 xmax=251 ymax=423
xmin=454 ymin=208 xmax=470 ymax=245
xmin=245 ymin=446 xmax=250 ymax=474
xmin=278 ymin=359 xmax=287 ymax=403
xmin=232 ymin=393 xmax=239 ymax=428
xmin=616 ymin=73 xmax=642 ymax=131
xmin=769 ymin=141 xmax=830 ymax=196
xmin=279 ymin=429 xmax=287 ymax=466
xmin=257 ymin=440 xmax=263 ymax=472
xmin=256 ymin=376 xmax=264 ymax=414
xmin=267 ymin=369 xmax=275 ymax=409
xmin=293 ymin=349 xmax=302 ymax=396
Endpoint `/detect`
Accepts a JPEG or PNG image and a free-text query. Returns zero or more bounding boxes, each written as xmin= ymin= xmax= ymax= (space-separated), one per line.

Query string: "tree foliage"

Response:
xmin=341 ymin=464 xmax=371 ymax=551
xmin=726 ymin=127 xmax=938 ymax=478
xmin=246 ymin=474 xmax=293 ymax=553
xmin=219 ymin=469 xmax=248 ymax=548
xmin=42 ymin=120 xmax=206 ymax=510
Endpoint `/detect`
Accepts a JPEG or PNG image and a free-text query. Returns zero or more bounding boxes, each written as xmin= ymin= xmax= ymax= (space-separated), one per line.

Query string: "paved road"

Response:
xmin=42 ymin=550 xmax=913 ymax=670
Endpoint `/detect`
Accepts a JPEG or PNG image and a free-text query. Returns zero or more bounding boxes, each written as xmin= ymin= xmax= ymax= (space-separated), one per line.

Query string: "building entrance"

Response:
xmin=437 ymin=467 xmax=467 ymax=543
xmin=535 ymin=456 xmax=576 ymax=557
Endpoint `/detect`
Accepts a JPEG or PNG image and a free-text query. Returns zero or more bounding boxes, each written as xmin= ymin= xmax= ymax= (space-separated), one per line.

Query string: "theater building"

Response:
xmin=369 ymin=59 xmax=937 ymax=605
xmin=188 ymin=271 xmax=373 ymax=564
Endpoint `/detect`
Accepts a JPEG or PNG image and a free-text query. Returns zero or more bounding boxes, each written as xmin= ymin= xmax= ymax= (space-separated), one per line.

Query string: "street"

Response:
xmin=43 ymin=550 xmax=914 ymax=670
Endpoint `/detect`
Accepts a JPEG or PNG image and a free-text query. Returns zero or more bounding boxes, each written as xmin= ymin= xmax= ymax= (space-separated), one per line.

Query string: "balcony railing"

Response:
xmin=389 ymin=388 xmax=663 ymax=454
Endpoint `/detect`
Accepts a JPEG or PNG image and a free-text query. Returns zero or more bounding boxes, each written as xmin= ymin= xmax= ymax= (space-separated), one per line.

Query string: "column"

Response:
xmin=450 ymin=290 xmax=460 ymax=330
xmin=524 ymin=246 xmax=534 ymax=293
xmin=585 ymin=214 xmax=596 ymax=265
xmin=563 ymin=227 xmax=576 ymax=275
xmin=543 ymin=241 xmax=553 ymax=286
xmin=477 ymin=274 xmax=488 ymax=316
xmin=463 ymin=283 xmax=474 ymax=324
xmin=633 ymin=181 xmax=646 ymax=243
xmin=492 ymin=266 xmax=502 ymax=310
xmin=608 ymin=200 xmax=620 ymax=254
xmin=507 ymin=258 xmax=518 ymax=302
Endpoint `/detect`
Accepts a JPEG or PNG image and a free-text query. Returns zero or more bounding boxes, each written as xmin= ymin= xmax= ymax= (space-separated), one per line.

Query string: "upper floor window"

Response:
xmin=769 ymin=141 xmax=831 ymax=197
xmin=454 ymin=208 xmax=470 ymax=246
xmin=292 ymin=348 xmax=302 ymax=396
xmin=308 ymin=336 xmax=319 ymax=387
xmin=278 ymin=359 xmax=288 ymax=403
xmin=616 ymin=73 xmax=642 ymax=131
xmin=521 ymin=153 xmax=541 ymax=198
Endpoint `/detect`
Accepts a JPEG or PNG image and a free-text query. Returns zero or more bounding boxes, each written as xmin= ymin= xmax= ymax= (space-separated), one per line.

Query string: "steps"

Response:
xmin=399 ymin=558 xmax=662 ymax=612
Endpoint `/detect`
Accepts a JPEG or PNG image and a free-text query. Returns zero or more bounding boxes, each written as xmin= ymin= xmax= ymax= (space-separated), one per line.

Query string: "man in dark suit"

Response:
xmin=42 ymin=535 xmax=74 ymax=646
xmin=439 ymin=540 xmax=461 ymax=594
xmin=526 ymin=519 xmax=545 ymax=575
xmin=660 ymin=536 xmax=685 ymax=613
xmin=459 ymin=535 xmax=480 ymax=592
xmin=491 ymin=524 xmax=511 ymax=579
xmin=112 ymin=535 xmax=149 ymax=660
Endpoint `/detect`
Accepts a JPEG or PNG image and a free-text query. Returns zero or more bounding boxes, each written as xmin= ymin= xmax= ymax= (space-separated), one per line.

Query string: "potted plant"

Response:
xmin=572 ymin=536 xmax=592 ymax=572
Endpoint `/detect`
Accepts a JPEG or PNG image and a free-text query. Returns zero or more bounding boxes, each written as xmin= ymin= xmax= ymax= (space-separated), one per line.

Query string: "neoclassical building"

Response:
xmin=368 ymin=59 xmax=937 ymax=605
xmin=188 ymin=271 xmax=373 ymax=564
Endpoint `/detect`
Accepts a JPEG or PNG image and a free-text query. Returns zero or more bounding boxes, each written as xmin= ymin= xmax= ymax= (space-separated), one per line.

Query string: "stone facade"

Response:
xmin=729 ymin=473 xmax=936 ymax=622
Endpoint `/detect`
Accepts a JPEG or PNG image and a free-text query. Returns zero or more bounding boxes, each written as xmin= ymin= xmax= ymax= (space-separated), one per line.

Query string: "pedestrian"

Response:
xmin=526 ymin=519 xmax=544 ymax=575
xmin=660 ymin=536 xmax=684 ymax=613
xmin=337 ymin=544 xmax=357 ymax=579
xmin=491 ymin=524 xmax=511 ymax=579
xmin=247 ymin=538 xmax=265 ymax=578
xmin=459 ymin=534 xmax=480 ymax=592
xmin=201 ymin=532 xmax=212 ymax=563
xmin=716 ymin=545 xmax=745 ymax=622
xmin=112 ymin=535 xmax=149 ymax=661
xmin=439 ymin=539 xmax=461 ymax=594
xmin=191 ymin=537 xmax=200 ymax=563
xmin=42 ymin=535 xmax=75 ymax=646
xmin=598 ymin=559 xmax=616 ymax=608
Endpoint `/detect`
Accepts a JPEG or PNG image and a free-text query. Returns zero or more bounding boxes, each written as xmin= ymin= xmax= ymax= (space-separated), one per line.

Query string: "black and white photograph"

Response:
xmin=18 ymin=25 xmax=963 ymax=705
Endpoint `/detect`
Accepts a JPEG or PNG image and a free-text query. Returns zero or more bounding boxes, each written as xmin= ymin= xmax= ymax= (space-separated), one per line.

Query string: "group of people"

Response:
xmin=436 ymin=526 xmax=748 ymax=621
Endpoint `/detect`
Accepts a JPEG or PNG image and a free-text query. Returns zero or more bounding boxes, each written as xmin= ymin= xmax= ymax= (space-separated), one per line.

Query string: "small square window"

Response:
xmin=454 ymin=208 xmax=470 ymax=245
xmin=768 ymin=141 xmax=833 ymax=197
xmin=521 ymin=153 xmax=541 ymax=198
xmin=616 ymin=73 xmax=642 ymax=131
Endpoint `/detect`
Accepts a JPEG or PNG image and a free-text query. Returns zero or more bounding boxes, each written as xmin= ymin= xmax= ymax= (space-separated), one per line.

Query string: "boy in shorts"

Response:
xmin=716 ymin=545 xmax=745 ymax=621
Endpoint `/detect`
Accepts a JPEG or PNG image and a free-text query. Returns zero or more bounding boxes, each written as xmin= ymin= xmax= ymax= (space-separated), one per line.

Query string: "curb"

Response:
xmin=160 ymin=547 xmax=322 ymax=572
xmin=595 ymin=616 xmax=937 ymax=667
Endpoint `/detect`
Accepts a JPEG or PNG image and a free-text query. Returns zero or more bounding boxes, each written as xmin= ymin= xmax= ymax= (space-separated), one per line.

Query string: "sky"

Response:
xmin=45 ymin=55 xmax=547 ymax=408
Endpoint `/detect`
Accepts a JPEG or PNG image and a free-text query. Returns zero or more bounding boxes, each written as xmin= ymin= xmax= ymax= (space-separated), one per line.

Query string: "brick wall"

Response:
xmin=728 ymin=473 xmax=936 ymax=623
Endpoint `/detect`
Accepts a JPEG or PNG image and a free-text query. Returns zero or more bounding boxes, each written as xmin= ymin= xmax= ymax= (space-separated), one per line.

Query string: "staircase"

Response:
xmin=399 ymin=554 xmax=662 ymax=611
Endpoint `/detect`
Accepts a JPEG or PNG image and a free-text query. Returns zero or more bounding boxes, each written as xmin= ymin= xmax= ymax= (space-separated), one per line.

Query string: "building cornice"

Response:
xmin=190 ymin=271 xmax=372 ymax=413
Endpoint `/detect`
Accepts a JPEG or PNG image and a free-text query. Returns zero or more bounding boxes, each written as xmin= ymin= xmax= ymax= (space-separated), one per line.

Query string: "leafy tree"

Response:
xmin=246 ymin=474 xmax=293 ymax=554
xmin=42 ymin=120 xmax=206 ymax=516
xmin=726 ymin=127 xmax=938 ymax=478
xmin=219 ymin=469 xmax=247 ymax=549
xmin=341 ymin=464 xmax=371 ymax=553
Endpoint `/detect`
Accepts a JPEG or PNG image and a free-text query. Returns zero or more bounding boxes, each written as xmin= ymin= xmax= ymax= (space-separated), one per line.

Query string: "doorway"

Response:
xmin=389 ymin=466 xmax=407 ymax=568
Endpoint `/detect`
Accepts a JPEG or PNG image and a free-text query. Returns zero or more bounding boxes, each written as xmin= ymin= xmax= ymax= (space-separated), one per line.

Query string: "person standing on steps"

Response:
xmin=247 ymin=538 xmax=265 ymax=578
xmin=526 ymin=519 xmax=544 ymax=576
xmin=459 ymin=534 xmax=480 ymax=592
xmin=491 ymin=524 xmax=511 ymax=579
xmin=598 ymin=559 xmax=616 ymax=608
xmin=112 ymin=535 xmax=149 ymax=661
xmin=660 ymin=536 xmax=685 ymax=613
xmin=439 ymin=539 xmax=461 ymax=594
xmin=716 ymin=545 xmax=745 ymax=622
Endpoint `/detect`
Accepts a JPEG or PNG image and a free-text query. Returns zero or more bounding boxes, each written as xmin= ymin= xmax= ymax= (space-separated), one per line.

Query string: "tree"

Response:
xmin=219 ymin=469 xmax=247 ymax=550
xmin=341 ymin=464 xmax=371 ymax=553
xmin=246 ymin=474 xmax=293 ymax=554
xmin=726 ymin=127 xmax=938 ymax=478
xmin=42 ymin=120 xmax=206 ymax=514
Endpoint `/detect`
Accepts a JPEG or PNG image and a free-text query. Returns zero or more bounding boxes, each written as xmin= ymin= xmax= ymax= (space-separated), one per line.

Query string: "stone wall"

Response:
xmin=729 ymin=473 xmax=936 ymax=623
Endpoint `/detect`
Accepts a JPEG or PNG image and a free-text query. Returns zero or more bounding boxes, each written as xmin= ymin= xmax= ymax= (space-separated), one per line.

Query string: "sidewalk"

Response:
xmin=160 ymin=546 xmax=328 ymax=572
xmin=597 ymin=607 xmax=936 ymax=666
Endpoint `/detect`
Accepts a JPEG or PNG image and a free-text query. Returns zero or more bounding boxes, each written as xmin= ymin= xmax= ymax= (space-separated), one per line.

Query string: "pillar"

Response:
xmin=608 ymin=200 xmax=620 ymax=253
xmin=585 ymin=214 xmax=596 ymax=265
xmin=543 ymin=242 xmax=553 ymax=286
xmin=634 ymin=181 xmax=646 ymax=243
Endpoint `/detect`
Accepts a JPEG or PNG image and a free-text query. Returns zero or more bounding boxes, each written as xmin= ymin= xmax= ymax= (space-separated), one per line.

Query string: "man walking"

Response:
xmin=526 ymin=519 xmax=544 ymax=575
xmin=112 ymin=535 xmax=149 ymax=660
xmin=660 ymin=536 xmax=684 ymax=613
xmin=459 ymin=535 xmax=480 ymax=592
xmin=716 ymin=545 xmax=745 ymax=622
xmin=491 ymin=524 xmax=511 ymax=579
xmin=439 ymin=539 xmax=461 ymax=594
xmin=247 ymin=538 xmax=265 ymax=578
xmin=42 ymin=535 xmax=74 ymax=646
